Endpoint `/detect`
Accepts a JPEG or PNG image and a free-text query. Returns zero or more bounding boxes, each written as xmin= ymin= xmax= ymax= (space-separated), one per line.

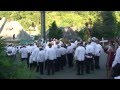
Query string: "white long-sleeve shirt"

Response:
xmin=66 ymin=46 xmax=74 ymax=54
xmin=74 ymin=46 xmax=85 ymax=61
xmin=6 ymin=46 xmax=13 ymax=52
xmin=30 ymin=47 xmax=39 ymax=62
xmin=20 ymin=47 xmax=28 ymax=58
xmin=45 ymin=47 xmax=56 ymax=60
xmin=60 ymin=47 xmax=66 ymax=55
xmin=56 ymin=48 xmax=62 ymax=58
xmin=36 ymin=50 xmax=45 ymax=62
xmin=75 ymin=40 xmax=78 ymax=46
xmin=85 ymin=44 xmax=94 ymax=58
xmin=112 ymin=46 xmax=120 ymax=67
xmin=12 ymin=47 xmax=17 ymax=55
xmin=26 ymin=45 xmax=33 ymax=54
xmin=71 ymin=43 xmax=76 ymax=49
xmin=95 ymin=44 xmax=103 ymax=56
xmin=6 ymin=46 xmax=13 ymax=56
xmin=90 ymin=42 xmax=97 ymax=55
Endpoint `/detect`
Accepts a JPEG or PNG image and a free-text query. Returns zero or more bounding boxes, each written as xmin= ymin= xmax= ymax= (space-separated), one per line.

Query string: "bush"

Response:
xmin=0 ymin=37 xmax=38 ymax=79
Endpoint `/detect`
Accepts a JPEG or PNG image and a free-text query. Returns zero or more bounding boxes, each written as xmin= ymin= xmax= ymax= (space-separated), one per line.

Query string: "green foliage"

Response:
xmin=78 ymin=29 xmax=85 ymax=40
xmin=92 ymin=11 xmax=118 ymax=39
xmin=0 ymin=37 xmax=38 ymax=79
xmin=0 ymin=37 xmax=5 ymax=53
xmin=1 ymin=11 xmax=120 ymax=39
xmin=48 ymin=21 xmax=63 ymax=39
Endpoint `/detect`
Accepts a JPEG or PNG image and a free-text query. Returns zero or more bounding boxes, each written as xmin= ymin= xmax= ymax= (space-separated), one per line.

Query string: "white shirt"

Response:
xmin=32 ymin=45 xmax=37 ymax=51
xmin=26 ymin=45 xmax=33 ymax=54
xmin=75 ymin=40 xmax=78 ymax=46
xmin=83 ymin=41 xmax=86 ymax=47
xmin=59 ymin=41 xmax=63 ymax=46
xmin=112 ymin=46 xmax=120 ymax=67
xmin=90 ymin=42 xmax=97 ymax=55
xmin=53 ymin=44 xmax=58 ymax=49
xmin=66 ymin=46 xmax=74 ymax=54
xmin=60 ymin=47 xmax=66 ymax=55
xmin=20 ymin=47 xmax=28 ymax=58
xmin=114 ymin=76 xmax=120 ymax=79
xmin=30 ymin=47 xmax=39 ymax=62
xmin=95 ymin=44 xmax=103 ymax=56
xmin=56 ymin=48 xmax=62 ymax=58
xmin=36 ymin=50 xmax=45 ymax=62
xmin=12 ymin=47 xmax=17 ymax=55
xmin=85 ymin=44 xmax=94 ymax=58
xmin=45 ymin=47 xmax=56 ymax=60
xmin=71 ymin=43 xmax=76 ymax=49
xmin=74 ymin=46 xmax=85 ymax=61
xmin=6 ymin=46 xmax=13 ymax=52
xmin=6 ymin=46 xmax=13 ymax=56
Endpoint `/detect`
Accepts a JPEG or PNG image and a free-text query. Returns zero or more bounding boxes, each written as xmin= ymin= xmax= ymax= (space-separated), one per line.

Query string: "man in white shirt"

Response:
xmin=74 ymin=42 xmax=85 ymax=75
xmin=85 ymin=41 xmax=94 ymax=74
xmin=20 ymin=45 xmax=28 ymax=62
xmin=12 ymin=46 xmax=17 ymax=60
xmin=60 ymin=45 xmax=67 ymax=68
xmin=66 ymin=43 xmax=74 ymax=68
xmin=71 ymin=40 xmax=76 ymax=50
xmin=36 ymin=47 xmax=45 ymax=75
xmin=29 ymin=44 xmax=39 ymax=70
xmin=75 ymin=38 xmax=78 ymax=47
xmin=56 ymin=45 xmax=62 ymax=71
xmin=94 ymin=40 xmax=103 ymax=69
xmin=45 ymin=43 xmax=56 ymax=75
xmin=26 ymin=44 xmax=33 ymax=68
xmin=111 ymin=43 xmax=120 ymax=78
xmin=90 ymin=39 xmax=97 ymax=71
xmin=6 ymin=44 xmax=13 ymax=57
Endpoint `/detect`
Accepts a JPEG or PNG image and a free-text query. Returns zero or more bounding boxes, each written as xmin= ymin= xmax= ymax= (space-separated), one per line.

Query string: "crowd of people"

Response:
xmin=5 ymin=37 xmax=120 ymax=79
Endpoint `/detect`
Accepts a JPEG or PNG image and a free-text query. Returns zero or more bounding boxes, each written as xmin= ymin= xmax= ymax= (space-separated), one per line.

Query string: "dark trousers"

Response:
xmin=55 ymin=59 xmax=57 ymax=71
xmin=58 ymin=57 xmax=61 ymax=71
xmin=45 ymin=60 xmax=48 ymax=70
xmin=90 ymin=57 xmax=94 ymax=70
xmin=30 ymin=61 xmax=37 ymax=71
xmin=55 ymin=58 xmax=60 ymax=71
xmin=76 ymin=60 xmax=84 ymax=75
xmin=63 ymin=55 xmax=67 ymax=66
xmin=60 ymin=55 xmax=64 ymax=70
xmin=27 ymin=53 xmax=31 ymax=68
xmin=67 ymin=53 xmax=73 ymax=68
xmin=94 ymin=56 xmax=100 ymax=69
xmin=30 ymin=63 xmax=33 ymax=70
xmin=85 ymin=58 xmax=92 ymax=74
xmin=21 ymin=58 xmax=27 ymax=61
xmin=111 ymin=63 xmax=120 ymax=78
xmin=47 ymin=60 xmax=55 ymax=75
xmin=38 ymin=62 xmax=44 ymax=74
xmin=36 ymin=64 xmax=39 ymax=72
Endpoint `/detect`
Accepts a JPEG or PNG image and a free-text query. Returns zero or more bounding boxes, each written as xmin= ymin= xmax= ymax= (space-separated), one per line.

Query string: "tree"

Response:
xmin=78 ymin=28 xmax=85 ymax=40
xmin=48 ymin=21 xmax=63 ymax=39
xmin=92 ymin=11 xmax=117 ymax=39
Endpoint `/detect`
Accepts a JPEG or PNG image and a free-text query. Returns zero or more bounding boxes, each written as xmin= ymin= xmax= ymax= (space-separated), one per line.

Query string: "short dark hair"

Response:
xmin=48 ymin=43 xmax=52 ymax=48
xmin=78 ymin=42 xmax=83 ymax=46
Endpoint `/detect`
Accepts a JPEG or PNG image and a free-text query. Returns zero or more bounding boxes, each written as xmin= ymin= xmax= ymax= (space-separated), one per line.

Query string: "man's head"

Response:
xmin=39 ymin=47 xmax=43 ymax=51
xmin=77 ymin=42 xmax=83 ymax=46
xmin=48 ymin=42 xmax=52 ymax=48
